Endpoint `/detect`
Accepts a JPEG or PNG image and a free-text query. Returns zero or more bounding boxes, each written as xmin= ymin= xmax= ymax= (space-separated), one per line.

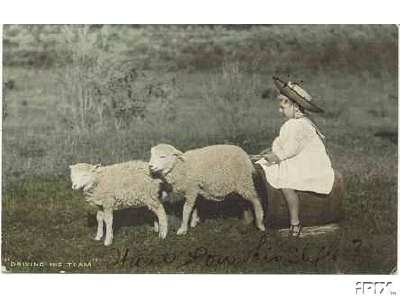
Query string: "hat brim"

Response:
xmin=273 ymin=77 xmax=324 ymax=113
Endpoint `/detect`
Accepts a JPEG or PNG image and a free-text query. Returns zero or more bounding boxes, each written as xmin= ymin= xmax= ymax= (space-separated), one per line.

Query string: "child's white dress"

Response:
xmin=256 ymin=117 xmax=334 ymax=194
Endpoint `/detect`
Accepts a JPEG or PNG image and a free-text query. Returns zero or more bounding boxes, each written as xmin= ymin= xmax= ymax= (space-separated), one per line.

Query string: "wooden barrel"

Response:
xmin=254 ymin=165 xmax=345 ymax=228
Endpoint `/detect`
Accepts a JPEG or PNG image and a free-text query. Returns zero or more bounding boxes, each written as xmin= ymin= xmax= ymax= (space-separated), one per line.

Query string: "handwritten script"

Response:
xmin=109 ymin=235 xmax=354 ymax=271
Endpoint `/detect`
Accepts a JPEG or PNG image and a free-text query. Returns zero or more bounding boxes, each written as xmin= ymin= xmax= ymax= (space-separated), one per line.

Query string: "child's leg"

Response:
xmin=281 ymin=188 xmax=300 ymax=226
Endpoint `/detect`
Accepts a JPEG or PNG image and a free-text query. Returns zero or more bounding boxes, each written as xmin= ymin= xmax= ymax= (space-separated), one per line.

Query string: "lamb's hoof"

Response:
xmin=93 ymin=236 xmax=103 ymax=241
xmin=190 ymin=222 xmax=198 ymax=228
xmin=257 ymin=224 xmax=266 ymax=232
xmin=104 ymin=240 xmax=113 ymax=246
xmin=190 ymin=219 xmax=199 ymax=228
xmin=159 ymin=230 xmax=167 ymax=239
xmin=177 ymin=227 xmax=187 ymax=235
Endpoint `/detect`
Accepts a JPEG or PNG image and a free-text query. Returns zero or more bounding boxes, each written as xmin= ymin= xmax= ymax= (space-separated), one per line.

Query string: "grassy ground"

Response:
xmin=1 ymin=175 xmax=396 ymax=273
xmin=2 ymin=25 xmax=398 ymax=273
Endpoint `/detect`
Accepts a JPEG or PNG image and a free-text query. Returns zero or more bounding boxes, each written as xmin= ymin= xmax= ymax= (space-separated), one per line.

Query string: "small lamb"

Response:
xmin=70 ymin=161 xmax=168 ymax=246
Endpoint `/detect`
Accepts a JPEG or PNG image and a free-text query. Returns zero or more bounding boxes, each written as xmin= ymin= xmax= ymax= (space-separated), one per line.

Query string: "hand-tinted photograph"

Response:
xmin=1 ymin=24 xmax=397 ymax=274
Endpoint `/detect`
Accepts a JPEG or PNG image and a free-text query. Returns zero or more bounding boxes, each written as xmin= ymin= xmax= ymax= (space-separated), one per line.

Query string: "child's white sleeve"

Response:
xmin=273 ymin=120 xmax=304 ymax=161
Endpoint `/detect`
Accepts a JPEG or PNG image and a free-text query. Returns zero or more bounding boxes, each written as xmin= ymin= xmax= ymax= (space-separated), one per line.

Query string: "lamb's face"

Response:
xmin=149 ymin=144 xmax=182 ymax=176
xmin=69 ymin=163 xmax=96 ymax=190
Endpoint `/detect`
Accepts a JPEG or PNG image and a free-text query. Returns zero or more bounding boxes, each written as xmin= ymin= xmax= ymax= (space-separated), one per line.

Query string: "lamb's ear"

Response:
xmin=172 ymin=149 xmax=184 ymax=160
xmin=173 ymin=149 xmax=183 ymax=155
xmin=91 ymin=164 xmax=101 ymax=172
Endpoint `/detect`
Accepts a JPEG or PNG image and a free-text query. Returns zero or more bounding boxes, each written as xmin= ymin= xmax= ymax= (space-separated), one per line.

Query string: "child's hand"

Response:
xmin=263 ymin=153 xmax=280 ymax=165
xmin=263 ymin=159 xmax=274 ymax=167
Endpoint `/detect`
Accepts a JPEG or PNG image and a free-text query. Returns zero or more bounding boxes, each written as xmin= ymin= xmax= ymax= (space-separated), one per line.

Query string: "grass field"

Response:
xmin=1 ymin=25 xmax=398 ymax=273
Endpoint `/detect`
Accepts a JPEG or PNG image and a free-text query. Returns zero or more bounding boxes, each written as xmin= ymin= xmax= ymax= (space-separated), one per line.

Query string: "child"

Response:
xmin=256 ymin=77 xmax=335 ymax=237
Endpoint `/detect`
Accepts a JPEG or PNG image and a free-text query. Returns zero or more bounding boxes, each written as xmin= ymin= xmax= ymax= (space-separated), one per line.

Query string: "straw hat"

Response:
xmin=272 ymin=76 xmax=324 ymax=113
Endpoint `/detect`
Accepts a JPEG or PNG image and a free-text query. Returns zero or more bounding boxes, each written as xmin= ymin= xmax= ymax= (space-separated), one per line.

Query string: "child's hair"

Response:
xmin=278 ymin=93 xmax=307 ymax=114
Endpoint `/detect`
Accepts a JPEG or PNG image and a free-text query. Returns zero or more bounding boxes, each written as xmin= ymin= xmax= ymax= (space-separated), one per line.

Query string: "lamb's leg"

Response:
xmin=153 ymin=221 xmax=159 ymax=233
xmin=94 ymin=210 xmax=104 ymax=240
xmin=103 ymin=208 xmax=114 ymax=246
xmin=153 ymin=205 xmax=168 ymax=239
xmin=252 ymin=199 xmax=266 ymax=231
xmin=190 ymin=208 xmax=200 ymax=228
xmin=177 ymin=194 xmax=196 ymax=235
xmin=242 ymin=209 xmax=254 ymax=225
xmin=242 ymin=190 xmax=265 ymax=231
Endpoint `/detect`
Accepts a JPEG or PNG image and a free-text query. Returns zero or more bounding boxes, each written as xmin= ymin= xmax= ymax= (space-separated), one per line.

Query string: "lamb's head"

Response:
xmin=69 ymin=163 xmax=100 ymax=191
xmin=149 ymin=144 xmax=184 ymax=177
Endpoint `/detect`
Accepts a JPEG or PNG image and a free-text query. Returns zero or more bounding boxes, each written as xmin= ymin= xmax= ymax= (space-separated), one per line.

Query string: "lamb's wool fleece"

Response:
xmin=166 ymin=145 xmax=257 ymax=199
xmin=85 ymin=161 xmax=163 ymax=211
xmin=149 ymin=144 xmax=265 ymax=235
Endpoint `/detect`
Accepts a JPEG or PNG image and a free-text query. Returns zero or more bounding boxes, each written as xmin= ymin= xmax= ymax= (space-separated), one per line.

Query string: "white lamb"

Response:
xmin=149 ymin=144 xmax=266 ymax=235
xmin=70 ymin=161 xmax=168 ymax=246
